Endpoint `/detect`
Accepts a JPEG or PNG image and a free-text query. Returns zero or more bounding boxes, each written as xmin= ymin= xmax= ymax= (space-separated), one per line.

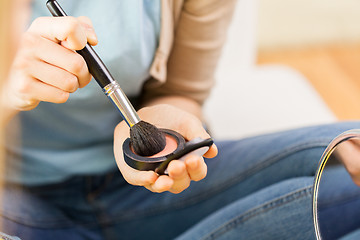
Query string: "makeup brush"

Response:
xmin=46 ymin=0 xmax=166 ymax=156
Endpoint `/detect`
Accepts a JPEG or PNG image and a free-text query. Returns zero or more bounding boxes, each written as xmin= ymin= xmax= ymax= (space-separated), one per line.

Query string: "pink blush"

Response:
xmin=130 ymin=135 xmax=178 ymax=158
xmin=148 ymin=135 xmax=178 ymax=158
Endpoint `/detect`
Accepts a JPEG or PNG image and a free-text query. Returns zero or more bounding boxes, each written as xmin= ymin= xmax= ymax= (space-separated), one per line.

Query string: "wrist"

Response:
xmin=1 ymin=90 xmax=21 ymax=126
xmin=142 ymin=96 xmax=203 ymax=120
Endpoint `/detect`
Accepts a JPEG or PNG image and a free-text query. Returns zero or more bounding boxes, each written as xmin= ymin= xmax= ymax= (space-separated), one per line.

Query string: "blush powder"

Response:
xmin=148 ymin=135 xmax=178 ymax=158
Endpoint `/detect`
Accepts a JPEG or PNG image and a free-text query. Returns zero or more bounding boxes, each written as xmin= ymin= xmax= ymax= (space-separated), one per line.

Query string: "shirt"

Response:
xmin=5 ymin=0 xmax=238 ymax=186
xmin=5 ymin=0 xmax=161 ymax=185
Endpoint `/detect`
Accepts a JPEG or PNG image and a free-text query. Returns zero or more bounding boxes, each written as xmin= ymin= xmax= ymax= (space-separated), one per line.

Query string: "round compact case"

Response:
xmin=123 ymin=129 xmax=214 ymax=175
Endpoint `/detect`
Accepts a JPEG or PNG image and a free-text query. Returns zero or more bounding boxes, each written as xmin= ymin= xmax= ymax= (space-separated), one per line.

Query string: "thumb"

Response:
xmin=179 ymin=116 xmax=218 ymax=159
xmin=113 ymin=121 xmax=159 ymax=186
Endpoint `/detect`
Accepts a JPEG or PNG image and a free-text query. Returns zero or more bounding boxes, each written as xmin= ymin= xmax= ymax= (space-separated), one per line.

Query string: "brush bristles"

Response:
xmin=130 ymin=121 xmax=166 ymax=156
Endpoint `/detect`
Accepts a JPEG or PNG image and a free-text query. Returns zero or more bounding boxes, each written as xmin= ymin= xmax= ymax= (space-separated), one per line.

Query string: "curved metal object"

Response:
xmin=313 ymin=129 xmax=360 ymax=240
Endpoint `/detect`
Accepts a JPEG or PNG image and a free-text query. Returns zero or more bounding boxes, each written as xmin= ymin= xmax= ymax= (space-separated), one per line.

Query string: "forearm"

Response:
xmin=0 ymin=87 xmax=20 ymax=126
xmin=0 ymin=1 xmax=31 ymax=126
xmin=0 ymin=106 xmax=19 ymax=127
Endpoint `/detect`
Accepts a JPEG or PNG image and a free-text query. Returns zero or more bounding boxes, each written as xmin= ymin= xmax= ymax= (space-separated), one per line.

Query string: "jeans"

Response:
xmin=317 ymin=165 xmax=360 ymax=240
xmin=1 ymin=121 xmax=359 ymax=240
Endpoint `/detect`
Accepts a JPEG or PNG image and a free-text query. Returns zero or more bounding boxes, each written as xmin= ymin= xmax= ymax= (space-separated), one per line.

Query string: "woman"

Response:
xmin=2 ymin=0 xmax=359 ymax=239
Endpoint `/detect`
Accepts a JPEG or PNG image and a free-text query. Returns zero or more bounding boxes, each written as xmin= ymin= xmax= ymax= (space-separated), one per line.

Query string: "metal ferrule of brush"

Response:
xmin=103 ymin=81 xmax=141 ymax=127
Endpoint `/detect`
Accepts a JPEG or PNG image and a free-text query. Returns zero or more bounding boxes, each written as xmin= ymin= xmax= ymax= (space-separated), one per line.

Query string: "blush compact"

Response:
xmin=123 ymin=129 xmax=214 ymax=175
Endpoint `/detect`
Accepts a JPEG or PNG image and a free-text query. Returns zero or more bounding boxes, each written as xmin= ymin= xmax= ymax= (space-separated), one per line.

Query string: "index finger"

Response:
xmin=28 ymin=16 xmax=88 ymax=50
xmin=203 ymin=143 xmax=218 ymax=158
xmin=180 ymin=118 xmax=218 ymax=158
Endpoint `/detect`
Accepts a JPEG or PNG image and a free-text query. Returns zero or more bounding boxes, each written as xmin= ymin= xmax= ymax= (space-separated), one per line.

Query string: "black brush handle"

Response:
xmin=46 ymin=0 xmax=142 ymax=127
xmin=46 ymin=0 xmax=113 ymax=88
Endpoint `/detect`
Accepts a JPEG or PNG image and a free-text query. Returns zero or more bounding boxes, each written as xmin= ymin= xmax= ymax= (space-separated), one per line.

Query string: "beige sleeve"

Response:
xmin=142 ymin=0 xmax=237 ymax=105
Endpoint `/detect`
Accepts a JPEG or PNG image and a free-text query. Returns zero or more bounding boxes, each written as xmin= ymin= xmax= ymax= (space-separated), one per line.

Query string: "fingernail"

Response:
xmin=86 ymin=28 xmax=98 ymax=43
xmin=89 ymin=33 xmax=98 ymax=43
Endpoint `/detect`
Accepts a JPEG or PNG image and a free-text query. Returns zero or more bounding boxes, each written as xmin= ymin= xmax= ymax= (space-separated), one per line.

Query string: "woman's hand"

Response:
xmin=3 ymin=16 xmax=97 ymax=113
xmin=113 ymin=104 xmax=218 ymax=194
xmin=335 ymin=139 xmax=360 ymax=186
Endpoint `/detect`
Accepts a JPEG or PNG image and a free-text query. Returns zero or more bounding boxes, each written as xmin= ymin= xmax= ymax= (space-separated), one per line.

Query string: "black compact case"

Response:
xmin=123 ymin=129 xmax=213 ymax=175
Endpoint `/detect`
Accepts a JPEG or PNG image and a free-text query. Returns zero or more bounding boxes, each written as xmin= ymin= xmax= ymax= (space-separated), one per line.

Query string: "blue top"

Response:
xmin=5 ymin=0 xmax=161 ymax=185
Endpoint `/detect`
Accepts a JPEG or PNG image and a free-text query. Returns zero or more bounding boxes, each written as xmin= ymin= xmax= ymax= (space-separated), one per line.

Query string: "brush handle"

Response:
xmin=46 ymin=0 xmax=140 ymax=127
xmin=47 ymin=0 xmax=112 ymax=88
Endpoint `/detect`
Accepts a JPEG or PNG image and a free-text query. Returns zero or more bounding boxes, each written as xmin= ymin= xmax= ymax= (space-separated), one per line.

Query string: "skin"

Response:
xmin=114 ymin=103 xmax=218 ymax=194
xmin=2 ymin=15 xmax=98 ymax=122
xmin=0 ymin=0 xmax=31 ymax=125
xmin=4 ymin=13 xmax=218 ymax=194
xmin=6 ymin=3 xmax=360 ymax=196
xmin=6 ymin=7 xmax=360 ymax=195
xmin=334 ymin=139 xmax=360 ymax=187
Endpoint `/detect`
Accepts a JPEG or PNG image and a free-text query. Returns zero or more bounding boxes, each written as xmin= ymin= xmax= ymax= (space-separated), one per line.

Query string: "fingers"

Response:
xmin=185 ymin=155 xmax=207 ymax=181
xmin=145 ymin=157 xmax=207 ymax=194
xmin=204 ymin=144 xmax=218 ymax=159
xmin=77 ymin=16 xmax=98 ymax=46
xmin=168 ymin=160 xmax=191 ymax=193
xmin=31 ymin=36 xmax=91 ymax=88
xmin=114 ymin=122 xmax=162 ymax=188
xmin=115 ymin=124 xmax=207 ymax=194
xmin=28 ymin=60 xmax=79 ymax=93
xmin=166 ymin=107 xmax=218 ymax=159
xmin=7 ymin=16 xmax=98 ymax=111
xmin=114 ymin=106 xmax=214 ymax=194
xmin=144 ymin=161 xmax=192 ymax=194
xmin=124 ymin=169 xmax=159 ymax=187
xmin=180 ymin=116 xmax=211 ymax=141
xmin=26 ymin=17 xmax=94 ymax=88
xmin=114 ymin=121 xmax=175 ymax=193
xmin=184 ymin=124 xmax=218 ymax=159
xmin=137 ymin=105 xmax=218 ymax=159
xmin=145 ymin=175 xmax=174 ymax=193
xmin=28 ymin=16 xmax=97 ymax=50
xmin=22 ymin=78 xmax=70 ymax=104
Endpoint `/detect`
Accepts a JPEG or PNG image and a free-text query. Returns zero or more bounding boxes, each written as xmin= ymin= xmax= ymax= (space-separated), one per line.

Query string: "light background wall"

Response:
xmin=204 ymin=0 xmax=336 ymax=140
xmin=257 ymin=0 xmax=360 ymax=49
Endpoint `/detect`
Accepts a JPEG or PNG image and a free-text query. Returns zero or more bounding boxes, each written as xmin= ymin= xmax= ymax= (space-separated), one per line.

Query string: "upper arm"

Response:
xmin=142 ymin=0 xmax=237 ymax=106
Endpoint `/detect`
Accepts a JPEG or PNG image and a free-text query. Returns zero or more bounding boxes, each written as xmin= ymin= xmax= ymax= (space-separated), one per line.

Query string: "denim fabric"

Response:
xmin=317 ymin=165 xmax=360 ymax=239
xmin=0 ymin=232 xmax=21 ymax=240
xmin=1 ymin=121 xmax=360 ymax=240
xmin=341 ymin=229 xmax=360 ymax=240
xmin=176 ymin=177 xmax=314 ymax=240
